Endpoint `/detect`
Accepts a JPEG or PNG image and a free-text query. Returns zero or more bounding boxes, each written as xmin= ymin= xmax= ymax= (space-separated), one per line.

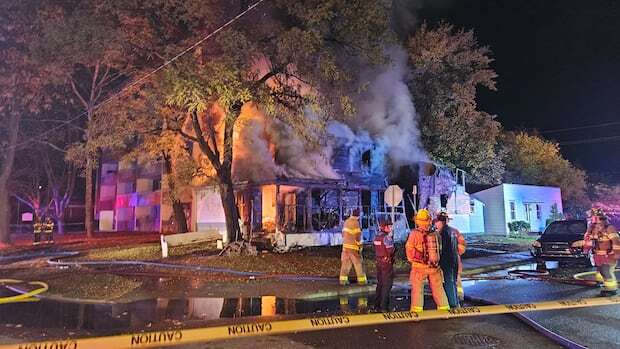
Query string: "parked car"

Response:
xmin=530 ymin=219 xmax=593 ymax=266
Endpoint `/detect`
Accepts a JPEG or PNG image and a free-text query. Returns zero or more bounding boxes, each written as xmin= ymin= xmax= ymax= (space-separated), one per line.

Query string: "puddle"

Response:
xmin=0 ymin=292 xmax=414 ymax=332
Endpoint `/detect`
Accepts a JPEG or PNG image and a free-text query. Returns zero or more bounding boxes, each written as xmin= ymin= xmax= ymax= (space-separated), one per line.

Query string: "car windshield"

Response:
xmin=545 ymin=221 xmax=586 ymax=235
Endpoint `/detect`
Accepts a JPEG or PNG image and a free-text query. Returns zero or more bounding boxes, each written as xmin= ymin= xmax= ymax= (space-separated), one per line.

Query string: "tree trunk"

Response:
xmin=85 ymin=157 xmax=94 ymax=238
xmin=219 ymin=174 xmax=240 ymax=243
xmin=0 ymin=185 xmax=10 ymax=244
xmin=162 ymin=155 xmax=188 ymax=234
xmin=56 ymin=213 xmax=65 ymax=234
xmin=172 ymin=200 xmax=189 ymax=233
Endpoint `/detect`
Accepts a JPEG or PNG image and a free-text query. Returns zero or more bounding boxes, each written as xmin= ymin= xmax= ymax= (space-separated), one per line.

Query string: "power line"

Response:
xmin=10 ymin=0 xmax=266 ymax=151
xmin=539 ymin=121 xmax=620 ymax=134
xmin=559 ymin=135 xmax=620 ymax=146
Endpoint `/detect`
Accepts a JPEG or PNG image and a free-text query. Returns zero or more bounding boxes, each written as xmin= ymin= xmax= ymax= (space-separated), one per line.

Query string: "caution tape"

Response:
xmin=1 ymin=295 xmax=619 ymax=349
xmin=0 ymin=279 xmax=49 ymax=305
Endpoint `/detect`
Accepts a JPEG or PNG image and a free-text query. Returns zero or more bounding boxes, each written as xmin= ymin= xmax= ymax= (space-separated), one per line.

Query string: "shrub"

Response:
xmin=508 ymin=220 xmax=531 ymax=234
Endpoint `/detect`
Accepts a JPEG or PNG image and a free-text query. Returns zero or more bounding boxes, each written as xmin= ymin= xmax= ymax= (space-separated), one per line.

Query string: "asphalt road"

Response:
xmin=1 ymin=262 xmax=617 ymax=349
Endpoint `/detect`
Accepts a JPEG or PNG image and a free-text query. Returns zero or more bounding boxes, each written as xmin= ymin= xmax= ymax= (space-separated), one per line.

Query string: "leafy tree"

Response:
xmin=124 ymin=0 xmax=391 ymax=242
xmin=33 ymin=0 xmax=146 ymax=237
xmin=0 ymin=1 xmax=48 ymax=243
xmin=408 ymin=22 xmax=504 ymax=184
xmin=545 ymin=203 xmax=564 ymax=227
xmin=502 ymin=132 xmax=589 ymax=217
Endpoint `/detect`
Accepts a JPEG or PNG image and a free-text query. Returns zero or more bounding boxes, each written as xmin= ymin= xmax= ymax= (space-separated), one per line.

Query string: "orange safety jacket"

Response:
xmin=342 ymin=216 xmax=362 ymax=253
xmin=584 ymin=223 xmax=620 ymax=264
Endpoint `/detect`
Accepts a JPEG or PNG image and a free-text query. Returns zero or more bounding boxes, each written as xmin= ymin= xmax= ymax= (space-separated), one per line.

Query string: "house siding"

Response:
xmin=472 ymin=186 xmax=506 ymax=234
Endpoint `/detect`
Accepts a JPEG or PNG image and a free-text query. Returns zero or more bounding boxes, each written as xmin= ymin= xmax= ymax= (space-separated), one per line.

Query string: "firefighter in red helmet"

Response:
xmin=373 ymin=219 xmax=395 ymax=311
xmin=406 ymin=209 xmax=449 ymax=313
xmin=584 ymin=208 xmax=620 ymax=296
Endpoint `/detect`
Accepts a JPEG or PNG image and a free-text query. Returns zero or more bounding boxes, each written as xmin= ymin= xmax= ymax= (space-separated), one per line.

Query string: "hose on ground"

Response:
xmin=0 ymin=279 xmax=49 ymax=304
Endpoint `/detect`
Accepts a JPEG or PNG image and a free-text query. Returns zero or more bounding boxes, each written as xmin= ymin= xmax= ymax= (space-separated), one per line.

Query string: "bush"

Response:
xmin=508 ymin=221 xmax=531 ymax=234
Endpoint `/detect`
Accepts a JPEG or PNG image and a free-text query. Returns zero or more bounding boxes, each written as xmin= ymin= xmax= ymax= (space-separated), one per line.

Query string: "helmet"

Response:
xmin=415 ymin=209 xmax=432 ymax=229
xmin=436 ymin=211 xmax=449 ymax=222
xmin=588 ymin=207 xmax=608 ymax=220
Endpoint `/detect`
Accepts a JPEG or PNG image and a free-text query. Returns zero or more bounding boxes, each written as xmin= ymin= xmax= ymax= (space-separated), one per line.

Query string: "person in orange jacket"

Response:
xmin=583 ymin=208 xmax=620 ymax=296
xmin=340 ymin=209 xmax=367 ymax=285
xmin=406 ymin=209 xmax=449 ymax=313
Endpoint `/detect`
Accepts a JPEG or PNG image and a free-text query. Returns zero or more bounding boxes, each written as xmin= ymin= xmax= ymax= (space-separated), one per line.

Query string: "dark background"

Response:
xmin=415 ymin=0 xmax=620 ymax=180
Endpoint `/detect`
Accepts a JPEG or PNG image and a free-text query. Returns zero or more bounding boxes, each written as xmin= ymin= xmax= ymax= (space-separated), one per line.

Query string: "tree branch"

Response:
xmin=69 ymin=78 xmax=90 ymax=110
xmin=191 ymin=110 xmax=221 ymax=172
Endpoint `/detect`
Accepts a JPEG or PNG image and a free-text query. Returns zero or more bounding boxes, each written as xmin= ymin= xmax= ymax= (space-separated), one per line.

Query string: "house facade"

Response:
xmin=473 ymin=184 xmax=563 ymax=235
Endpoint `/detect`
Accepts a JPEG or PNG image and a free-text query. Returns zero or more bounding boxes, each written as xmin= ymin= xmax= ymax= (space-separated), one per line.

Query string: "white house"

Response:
xmin=472 ymin=184 xmax=563 ymax=235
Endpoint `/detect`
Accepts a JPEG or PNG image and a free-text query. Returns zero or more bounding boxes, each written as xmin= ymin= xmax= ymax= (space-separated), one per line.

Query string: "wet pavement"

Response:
xmin=0 ymin=287 xmax=562 ymax=349
xmin=464 ymin=261 xmax=620 ymax=349
xmin=1 ymin=255 xmax=617 ymax=348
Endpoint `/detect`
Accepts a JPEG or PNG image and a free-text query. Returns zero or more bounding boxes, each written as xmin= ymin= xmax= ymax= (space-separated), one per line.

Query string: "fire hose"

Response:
xmin=0 ymin=279 xmax=49 ymax=304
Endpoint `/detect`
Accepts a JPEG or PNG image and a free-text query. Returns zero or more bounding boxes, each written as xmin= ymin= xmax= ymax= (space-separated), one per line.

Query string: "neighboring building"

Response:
xmin=96 ymin=160 xmax=162 ymax=232
xmin=473 ymin=184 xmax=563 ymax=235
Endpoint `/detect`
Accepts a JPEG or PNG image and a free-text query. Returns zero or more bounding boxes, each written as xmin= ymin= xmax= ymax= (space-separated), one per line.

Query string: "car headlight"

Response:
xmin=532 ymin=240 xmax=541 ymax=248
xmin=571 ymin=240 xmax=585 ymax=248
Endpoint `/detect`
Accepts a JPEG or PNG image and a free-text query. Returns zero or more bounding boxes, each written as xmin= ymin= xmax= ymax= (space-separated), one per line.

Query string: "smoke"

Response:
xmin=266 ymin=114 xmax=340 ymax=180
xmin=233 ymin=105 xmax=340 ymax=181
xmin=232 ymin=105 xmax=283 ymax=182
xmin=354 ymin=47 xmax=428 ymax=168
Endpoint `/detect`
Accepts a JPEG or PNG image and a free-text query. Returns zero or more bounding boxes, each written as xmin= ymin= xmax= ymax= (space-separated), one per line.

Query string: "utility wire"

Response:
xmin=540 ymin=121 xmax=620 ymax=134
xmin=9 ymin=0 xmax=266 ymax=151
xmin=559 ymin=135 xmax=620 ymax=146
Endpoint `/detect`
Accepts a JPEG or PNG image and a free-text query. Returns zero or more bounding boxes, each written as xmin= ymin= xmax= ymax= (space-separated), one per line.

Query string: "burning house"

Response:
xmin=95 ymin=48 xmax=485 ymax=244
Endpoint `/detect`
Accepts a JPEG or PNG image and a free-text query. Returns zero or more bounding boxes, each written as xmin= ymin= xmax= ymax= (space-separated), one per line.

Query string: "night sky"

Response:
xmin=418 ymin=0 xmax=620 ymax=179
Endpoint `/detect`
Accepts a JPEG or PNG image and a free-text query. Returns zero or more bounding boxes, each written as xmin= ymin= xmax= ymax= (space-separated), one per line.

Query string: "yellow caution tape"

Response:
xmin=0 ymin=279 xmax=49 ymax=305
xmin=1 ymin=295 xmax=619 ymax=349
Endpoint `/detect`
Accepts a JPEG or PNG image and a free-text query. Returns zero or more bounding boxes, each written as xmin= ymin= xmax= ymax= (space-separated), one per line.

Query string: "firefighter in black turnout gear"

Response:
xmin=373 ymin=221 xmax=395 ymax=312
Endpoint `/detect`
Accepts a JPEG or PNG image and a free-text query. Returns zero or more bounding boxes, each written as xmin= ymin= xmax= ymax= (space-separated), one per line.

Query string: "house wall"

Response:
xmin=501 ymin=184 xmax=563 ymax=233
xmin=96 ymin=160 xmax=161 ymax=232
xmin=472 ymin=186 xmax=506 ymax=234
xmin=469 ymin=199 xmax=485 ymax=233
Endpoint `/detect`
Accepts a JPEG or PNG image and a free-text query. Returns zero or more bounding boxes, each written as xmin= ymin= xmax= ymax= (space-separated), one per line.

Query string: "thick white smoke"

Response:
xmin=233 ymin=48 xmax=426 ymax=181
xmin=354 ymin=47 xmax=428 ymax=167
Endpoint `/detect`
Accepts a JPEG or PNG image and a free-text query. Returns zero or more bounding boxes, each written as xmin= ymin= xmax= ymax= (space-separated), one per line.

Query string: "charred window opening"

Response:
xmin=361 ymin=150 xmax=371 ymax=170
xmin=361 ymin=190 xmax=371 ymax=229
xmin=311 ymin=189 xmax=340 ymax=230
xmin=440 ymin=194 xmax=449 ymax=209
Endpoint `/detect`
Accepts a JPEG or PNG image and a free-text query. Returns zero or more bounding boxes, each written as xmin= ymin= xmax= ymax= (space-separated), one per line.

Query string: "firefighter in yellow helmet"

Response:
xmin=406 ymin=209 xmax=449 ymax=312
xmin=583 ymin=208 xmax=620 ymax=296
xmin=339 ymin=208 xmax=367 ymax=285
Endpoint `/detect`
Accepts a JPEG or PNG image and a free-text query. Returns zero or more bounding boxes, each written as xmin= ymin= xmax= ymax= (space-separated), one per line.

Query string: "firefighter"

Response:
xmin=43 ymin=216 xmax=55 ymax=244
xmin=435 ymin=212 xmax=466 ymax=308
xmin=406 ymin=209 xmax=449 ymax=313
xmin=339 ymin=209 xmax=367 ymax=285
xmin=583 ymin=208 xmax=620 ymax=296
xmin=373 ymin=220 xmax=395 ymax=311
xmin=32 ymin=216 xmax=42 ymax=245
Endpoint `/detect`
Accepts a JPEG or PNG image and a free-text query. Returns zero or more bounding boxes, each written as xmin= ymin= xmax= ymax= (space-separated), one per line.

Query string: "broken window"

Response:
xmin=311 ymin=189 xmax=340 ymax=230
xmin=361 ymin=150 xmax=371 ymax=171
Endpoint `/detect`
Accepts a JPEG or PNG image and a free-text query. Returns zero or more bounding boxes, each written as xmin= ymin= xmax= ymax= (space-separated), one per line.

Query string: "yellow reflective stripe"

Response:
xmin=357 ymin=275 xmax=367 ymax=283
xmin=437 ymin=306 xmax=450 ymax=311
xmin=411 ymin=306 xmax=423 ymax=312
xmin=339 ymin=276 xmax=349 ymax=281
xmin=343 ymin=244 xmax=361 ymax=251
xmin=343 ymin=228 xmax=362 ymax=234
